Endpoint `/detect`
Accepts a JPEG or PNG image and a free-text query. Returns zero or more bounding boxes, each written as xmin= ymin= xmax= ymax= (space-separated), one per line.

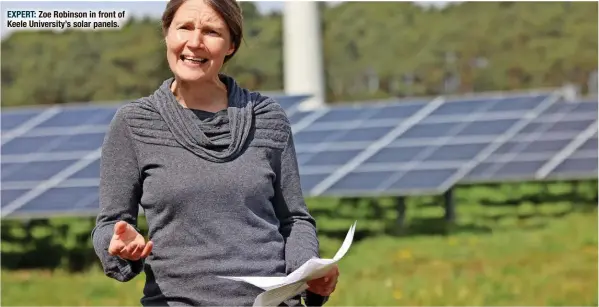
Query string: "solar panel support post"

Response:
xmin=443 ymin=188 xmax=455 ymax=223
xmin=395 ymin=196 xmax=407 ymax=230
xmin=389 ymin=196 xmax=407 ymax=236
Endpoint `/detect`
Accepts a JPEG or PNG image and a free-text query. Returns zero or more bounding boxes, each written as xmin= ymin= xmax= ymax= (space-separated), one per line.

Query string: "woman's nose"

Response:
xmin=186 ymin=30 xmax=203 ymax=48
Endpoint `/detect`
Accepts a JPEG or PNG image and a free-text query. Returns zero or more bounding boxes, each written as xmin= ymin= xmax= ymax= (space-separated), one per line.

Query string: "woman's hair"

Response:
xmin=161 ymin=0 xmax=243 ymax=63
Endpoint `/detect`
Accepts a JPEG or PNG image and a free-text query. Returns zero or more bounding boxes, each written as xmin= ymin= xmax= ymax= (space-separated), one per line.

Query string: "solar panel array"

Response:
xmin=294 ymin=93 xmax=597 ymax=197
xmin=1 ymin=92 xmax=597 ymax=218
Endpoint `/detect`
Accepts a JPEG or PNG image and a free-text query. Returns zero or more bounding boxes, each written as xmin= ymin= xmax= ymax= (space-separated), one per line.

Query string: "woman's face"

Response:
xmin=165 ymin=0 xmax=235 ymax=83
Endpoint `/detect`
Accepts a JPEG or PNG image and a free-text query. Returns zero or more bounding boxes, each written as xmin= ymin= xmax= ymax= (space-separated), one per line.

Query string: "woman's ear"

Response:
xmin=162 ymin=27 xmax=169 ymax=44
xmin=226 ymin=43 xmax=236 ymax=56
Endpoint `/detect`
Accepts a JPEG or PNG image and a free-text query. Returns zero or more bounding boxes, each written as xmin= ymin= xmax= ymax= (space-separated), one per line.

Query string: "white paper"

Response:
xmin=218 ymin=221 xmax=357 ymax=307
xmin=254 ymin=281 xmax=309 ymax=307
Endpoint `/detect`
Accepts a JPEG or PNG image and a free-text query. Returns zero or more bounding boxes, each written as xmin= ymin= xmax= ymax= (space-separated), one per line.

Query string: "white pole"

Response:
xmin=283 ymin=1 xmax=326 ymax=110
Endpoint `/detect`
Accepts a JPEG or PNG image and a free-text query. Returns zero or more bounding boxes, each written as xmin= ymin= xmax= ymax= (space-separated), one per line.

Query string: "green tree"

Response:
xmin=1 ymin=2 xmax=596 ymax=107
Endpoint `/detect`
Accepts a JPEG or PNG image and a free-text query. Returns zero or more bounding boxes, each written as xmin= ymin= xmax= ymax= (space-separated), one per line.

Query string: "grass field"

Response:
xmin=2 ymin=208 xmax=597 ymax=306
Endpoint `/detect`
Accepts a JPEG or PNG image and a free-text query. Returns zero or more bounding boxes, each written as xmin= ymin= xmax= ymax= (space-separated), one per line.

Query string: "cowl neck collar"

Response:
xmin=147 ymin=74 xmax=254 ymax=163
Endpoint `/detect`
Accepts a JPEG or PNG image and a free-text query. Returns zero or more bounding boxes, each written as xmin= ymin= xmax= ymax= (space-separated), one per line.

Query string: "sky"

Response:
xmin=1 ymin=1 xmax=451 ymax=38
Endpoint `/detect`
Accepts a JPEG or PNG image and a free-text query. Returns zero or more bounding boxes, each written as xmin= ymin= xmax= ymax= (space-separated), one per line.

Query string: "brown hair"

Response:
xmin=161 ymin=0 xmax=243 ymax=63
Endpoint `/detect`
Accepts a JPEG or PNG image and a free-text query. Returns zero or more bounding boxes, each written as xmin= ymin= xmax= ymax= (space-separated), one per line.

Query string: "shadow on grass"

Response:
xmin=475 ymin=203 xmax=596 ymax=224
xmin=319 ymin=206 xmax=597 ymax=241
xmin=387 ymin=217 xmax=493 ymax=237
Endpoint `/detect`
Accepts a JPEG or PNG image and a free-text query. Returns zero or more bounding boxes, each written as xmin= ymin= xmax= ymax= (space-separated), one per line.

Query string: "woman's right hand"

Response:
xmin=108 ymin=221 xmax=154 ymax=261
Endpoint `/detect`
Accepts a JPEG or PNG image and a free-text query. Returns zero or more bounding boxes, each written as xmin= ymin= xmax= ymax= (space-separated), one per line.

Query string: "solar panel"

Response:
xmin=293 ymin=100 xmax=433 ymax=193
xmin=1 ymin=189 xmax=29 ymax=208
xmin=293 ymin=103 xmax=427 ymax=152
xmin=423 ymin=143 xmax=489 ymax=162
xmin=15 ymin=186 xmax=99 ymax=217
xmin=467 ymin=160 xmax=546 ymax=180
xmin=68 ymin=160 xmax=101 ymax=179
xmin=323 ymin=166 xmax=462 ymax=196
xmin=387 ymin=168 xmax=459 ymax=192
xmin=298 ymin=173 xmax=331 ymax=193
xmin=542 ymin=98 xmax=598 ymax=116
xmin=271 ymin=94 xmax=314 ymax=125
xmin=287 ymin=110 xmax=313 ymax=124
xmin=310 ymin=105 xmax=377 ymax=123
xmin=337 ymin=126 xmax=395 ymax=142
xmin=324 ymin=169 xmax=397 ymax=195
xmin=368 ymin=103 xmax=425 ymax=120
xmin=516 ymin=138 xmax=574 ymax=153
xmin=520 ymin=119 xmax=594 ymax=135
xmin=428 ymin=98 xmax=497 ymax=117
xmin=2 ymin=133 xmax=107 ymax=155
xmin=308 ymin=100 xmax=426 ymax=126
xmin=549 ymin=155 xmax=597 ymax=178
xmin=545 ymin=132 xmax=598 ymax=179
xmin=579 ymin=134 xmax=598 ymax=151
xmin=2 ymin=160 xmax=78 ymax=181
xmin=272 ymin=94 xmax=311 ymax=111
xmin=311 ymin=93 xmax=556 ymax=197
xmin=301 ymin=149 xmax=362 ymax=167
xmin=1 ymin=109 xmax=45 ymax=130
xmin=35 ymin=106 xmax=117 ymax=128
xmin=294 ymin=129 xmax=340 ymax=145
xmin=428 ymin=94 xmax=548 ymax=119
xmin=462 ymin=100 xmax=598 ymax=183
xmin=1 ymin=92 xmax=596 ymax=218
xmin=398 ymin=122 xmax=462 ymax=139
xmin=1 ymin=95 xmax=311 ymax=218
xmin=366 ymin=146 xmax=428 ymax=164
xmin=484 ymin=95 xmax=549 ymax=113
xmin=457 ymin=119 xmax=520 ymax=136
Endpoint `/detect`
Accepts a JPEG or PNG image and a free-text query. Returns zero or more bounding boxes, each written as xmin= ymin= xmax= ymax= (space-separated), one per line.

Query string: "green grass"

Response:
xmin=2 ymin=211 xmax=597 ymax=306
xmin=324 ymin=212 xmax=598 ymax=306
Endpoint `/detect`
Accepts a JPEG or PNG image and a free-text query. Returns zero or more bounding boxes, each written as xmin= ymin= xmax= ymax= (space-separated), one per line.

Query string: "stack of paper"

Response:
xmin=219 ymin=221 xmax=357 ymax=307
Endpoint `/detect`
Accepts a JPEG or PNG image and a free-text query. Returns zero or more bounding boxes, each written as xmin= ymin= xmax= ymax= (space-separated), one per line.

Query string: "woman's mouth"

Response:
xmin=180 ymin=55 xmax=208 ymax=65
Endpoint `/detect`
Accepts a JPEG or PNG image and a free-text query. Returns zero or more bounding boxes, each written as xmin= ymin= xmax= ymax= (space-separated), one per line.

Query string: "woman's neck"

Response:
xmin=171 ymin=76 xmax=229 ymax=112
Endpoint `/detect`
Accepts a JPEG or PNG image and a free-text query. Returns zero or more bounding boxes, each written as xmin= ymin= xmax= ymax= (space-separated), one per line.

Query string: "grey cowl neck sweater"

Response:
xmin=142 ymin=74 xmax=286 ymax=161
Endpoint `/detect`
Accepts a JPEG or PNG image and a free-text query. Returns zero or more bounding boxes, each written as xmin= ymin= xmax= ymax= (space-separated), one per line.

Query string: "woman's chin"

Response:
xmin=175 ymin=69 xmax=210 ymax=82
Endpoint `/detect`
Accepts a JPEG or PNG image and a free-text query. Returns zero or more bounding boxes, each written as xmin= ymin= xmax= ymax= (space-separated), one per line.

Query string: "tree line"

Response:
xmin=1 ymin=1 xmax=597 ymax=107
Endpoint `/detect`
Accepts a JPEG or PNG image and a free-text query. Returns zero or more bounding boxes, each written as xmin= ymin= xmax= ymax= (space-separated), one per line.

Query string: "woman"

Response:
xmin=91 ymin=0 xmax=339 ymax=305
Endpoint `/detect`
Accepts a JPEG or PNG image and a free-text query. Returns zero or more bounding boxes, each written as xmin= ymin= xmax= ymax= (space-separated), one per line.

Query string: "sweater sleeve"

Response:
xmin=91 ymin=106 xmax=144 ymax=282
xmin=273 ymin=132 xmax=329 ymax=305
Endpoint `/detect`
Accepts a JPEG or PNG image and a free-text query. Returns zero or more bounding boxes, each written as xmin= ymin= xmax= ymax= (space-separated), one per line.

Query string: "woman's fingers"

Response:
xmin=307 ymin=265 xmax=339 ymax=296
xmin=128 ymin=241 xmax=153 ymax=260
xmin=140 ymin=241 xmax=154 ymax=258
xmin=310 ymin=281 xmax=337 ymax=296
xmin=128 ymin=241 xmax=143 ymax=255
xmin=128 ymin=242 xmax=143 ymax=258
xmin=108 ymin=221 xmax=154 ymax=260
xmin=109 ymin=238 xmax=153 ymax=260
xmin=108 ymin=239 xmax=126 ymax=256
xmin=113 ymin=221 xmax=129 ymax=236
xmin=308 ymin=285 xmax=335 ymax=296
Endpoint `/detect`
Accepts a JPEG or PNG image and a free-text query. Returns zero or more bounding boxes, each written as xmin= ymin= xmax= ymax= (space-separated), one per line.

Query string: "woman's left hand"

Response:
xmin=307 ymin=264 xmax=339 ymax=296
